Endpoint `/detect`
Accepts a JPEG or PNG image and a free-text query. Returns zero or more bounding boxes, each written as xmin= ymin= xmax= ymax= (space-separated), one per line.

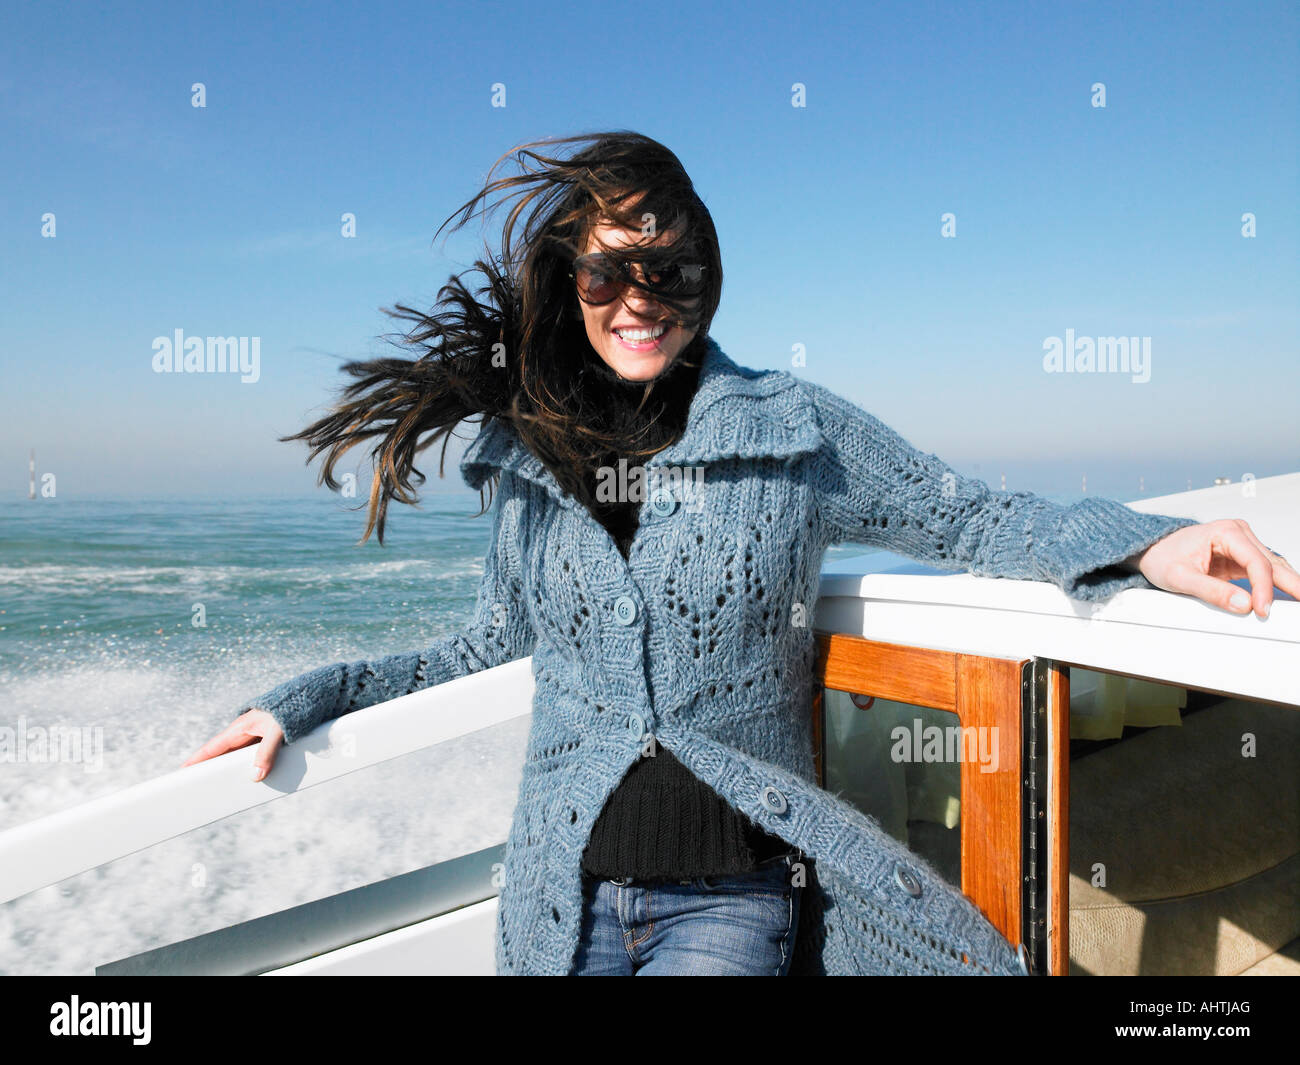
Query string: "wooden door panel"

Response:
xmin=813 ymin=630 xmax=1070 ymax=974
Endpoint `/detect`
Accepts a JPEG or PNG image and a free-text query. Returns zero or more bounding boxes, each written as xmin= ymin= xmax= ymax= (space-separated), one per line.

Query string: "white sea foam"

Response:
xmin=0 ymin=494 xmax=510 ymax=973
xmin=0 ymin=657 xmax=528 ymax=975
xmin=0 ymin=558 xmax=481 ymax=591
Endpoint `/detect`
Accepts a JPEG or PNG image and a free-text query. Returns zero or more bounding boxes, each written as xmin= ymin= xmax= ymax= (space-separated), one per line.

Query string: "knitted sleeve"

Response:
xmin=232 ymin=485 xmax=536 ymax=745
xmin=803 ymin=379 xmax=1201 ymax=603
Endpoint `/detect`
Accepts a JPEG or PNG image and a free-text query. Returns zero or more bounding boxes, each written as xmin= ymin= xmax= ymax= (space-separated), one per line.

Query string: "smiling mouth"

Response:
xmin=612 ymin=322 xmax=669 ymax=342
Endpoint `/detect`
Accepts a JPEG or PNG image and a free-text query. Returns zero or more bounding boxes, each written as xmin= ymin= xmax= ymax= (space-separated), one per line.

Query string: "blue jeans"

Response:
xmin=570 ymin=853 xmax=802 ymax=975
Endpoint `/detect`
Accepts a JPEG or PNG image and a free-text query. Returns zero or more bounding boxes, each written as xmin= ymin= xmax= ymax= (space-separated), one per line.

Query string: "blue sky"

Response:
xmin=2 ymin=0 xmax=1296 ymax=501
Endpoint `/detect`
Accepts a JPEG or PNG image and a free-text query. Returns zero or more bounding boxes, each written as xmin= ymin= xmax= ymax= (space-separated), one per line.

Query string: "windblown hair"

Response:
xmin=283 ymin=130 xmax=724 ymax=543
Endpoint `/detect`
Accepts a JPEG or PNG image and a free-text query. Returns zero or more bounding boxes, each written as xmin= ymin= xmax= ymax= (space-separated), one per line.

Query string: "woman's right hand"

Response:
xmin=181 ymin=709 xmax=285 ymax=782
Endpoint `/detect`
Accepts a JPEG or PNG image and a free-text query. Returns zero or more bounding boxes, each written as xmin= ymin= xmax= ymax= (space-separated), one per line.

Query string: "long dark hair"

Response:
xmin=284 ymin=130 xmax=725 ymax=543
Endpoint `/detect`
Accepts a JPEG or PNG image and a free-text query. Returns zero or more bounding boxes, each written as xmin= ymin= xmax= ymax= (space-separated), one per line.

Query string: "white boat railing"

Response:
xmin=0 ymin=657 xmax=536 ymax=906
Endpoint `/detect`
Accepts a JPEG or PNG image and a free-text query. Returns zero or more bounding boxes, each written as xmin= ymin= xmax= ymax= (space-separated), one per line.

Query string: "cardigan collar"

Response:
xmin=458 ymin=336 xmax=824 ymax=505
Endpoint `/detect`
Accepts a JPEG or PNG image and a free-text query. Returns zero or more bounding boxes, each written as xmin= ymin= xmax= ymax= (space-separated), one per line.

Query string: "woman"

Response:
xmin=183 ymin=131 xmax=1295 ymax=975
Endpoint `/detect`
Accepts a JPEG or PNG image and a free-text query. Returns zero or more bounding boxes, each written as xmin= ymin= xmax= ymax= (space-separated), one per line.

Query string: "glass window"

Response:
xmin=822 ymin=687 xmax=967 ymax=888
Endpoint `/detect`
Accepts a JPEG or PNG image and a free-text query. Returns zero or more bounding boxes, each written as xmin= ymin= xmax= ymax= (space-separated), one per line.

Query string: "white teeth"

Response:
xmin=614 ymin=324 xmax=666 ymax=342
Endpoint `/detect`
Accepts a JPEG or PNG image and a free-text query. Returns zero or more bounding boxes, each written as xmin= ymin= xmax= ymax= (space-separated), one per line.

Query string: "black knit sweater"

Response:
xmin=564 ymin=344 xmax=791 ymax=880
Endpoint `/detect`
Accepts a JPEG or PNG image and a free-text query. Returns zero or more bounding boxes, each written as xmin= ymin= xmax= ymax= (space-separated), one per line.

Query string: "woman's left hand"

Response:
xmin=1128 ymin=518 xmax=1298 ymax=619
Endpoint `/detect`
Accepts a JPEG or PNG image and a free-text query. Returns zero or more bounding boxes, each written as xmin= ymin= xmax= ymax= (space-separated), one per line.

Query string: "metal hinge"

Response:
xmin=1020 ymin=658 xmax=1049 ymax=975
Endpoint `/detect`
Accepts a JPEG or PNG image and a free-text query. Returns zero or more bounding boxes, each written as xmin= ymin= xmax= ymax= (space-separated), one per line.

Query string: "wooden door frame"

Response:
xmin=812 ymin=630 xmax=1070 ymax=975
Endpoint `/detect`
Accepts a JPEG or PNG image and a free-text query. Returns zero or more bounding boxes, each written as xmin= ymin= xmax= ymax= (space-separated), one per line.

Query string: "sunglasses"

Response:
xmin=569 ymin=252 xmax=707 ymax=305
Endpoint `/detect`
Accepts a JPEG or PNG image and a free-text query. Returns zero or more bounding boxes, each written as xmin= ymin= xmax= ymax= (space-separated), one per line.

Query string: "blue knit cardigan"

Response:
xmin=238 ymin=336 xmax=1199 ymax=975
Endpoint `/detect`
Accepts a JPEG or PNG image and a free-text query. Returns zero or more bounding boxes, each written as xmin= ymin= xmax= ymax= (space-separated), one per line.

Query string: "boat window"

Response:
xmin=1063 ymin=678 xmax=1300 ymax=975
xmin=821 ymin=687 xmax=964 ymax=889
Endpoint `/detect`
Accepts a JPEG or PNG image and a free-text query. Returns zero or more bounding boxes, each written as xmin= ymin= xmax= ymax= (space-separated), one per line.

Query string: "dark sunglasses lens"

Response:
xmin=645 ymin=259 xmax=705 ymax=296
xmin=576 ymin=261 xmax=618 ymax=303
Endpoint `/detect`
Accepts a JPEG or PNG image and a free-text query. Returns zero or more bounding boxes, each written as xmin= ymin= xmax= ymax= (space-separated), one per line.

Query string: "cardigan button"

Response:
xmin=760 ymin=785 xmax=788 ymax=815
xmin=648 ymin=487 xmax=678 ymax=517
xmin=612 ymin=595 xmax=638 ymax=625
xmin=893 ymin=863 xmax=922 ymax=898
xmin=627 ymin=712 xmax=646 ymax=738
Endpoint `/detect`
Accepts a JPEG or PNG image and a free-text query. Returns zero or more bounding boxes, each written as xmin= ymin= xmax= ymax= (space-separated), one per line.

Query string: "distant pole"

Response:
xmin=29 ymin=449 xmax=35 ymax=500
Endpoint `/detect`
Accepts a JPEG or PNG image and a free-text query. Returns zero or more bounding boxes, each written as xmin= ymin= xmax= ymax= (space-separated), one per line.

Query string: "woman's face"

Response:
xmin=575 ymin=214 xmax=699 ymax=383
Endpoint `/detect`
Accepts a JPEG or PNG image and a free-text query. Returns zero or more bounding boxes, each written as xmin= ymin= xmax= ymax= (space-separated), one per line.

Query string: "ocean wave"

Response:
xmin=0 ymin=558 xmax=484 ymax=593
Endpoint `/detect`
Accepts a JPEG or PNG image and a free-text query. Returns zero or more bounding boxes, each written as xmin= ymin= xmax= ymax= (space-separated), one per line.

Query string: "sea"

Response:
xmin=0 ymin=487 xmax=1094 ymax=974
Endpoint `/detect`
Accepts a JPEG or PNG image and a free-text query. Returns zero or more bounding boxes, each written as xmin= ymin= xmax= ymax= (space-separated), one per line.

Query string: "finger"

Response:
xmin=1219 ymin=523 xmax=1277 ymax=617
xmin=1262 ymin=556 xmax=1300 ymax=603
xmin=251 ymin=727 xmax=283 ymax=783
xmin=179 ymin=713 xmax=262 ymax=767
xmin=1172 ymin=567 xmax=1260 ymax=615
xmin=1270 ymin=557 xmax=1300 ymax=601
xmin=1232 ymin=520 xmax=1300 ymax=603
